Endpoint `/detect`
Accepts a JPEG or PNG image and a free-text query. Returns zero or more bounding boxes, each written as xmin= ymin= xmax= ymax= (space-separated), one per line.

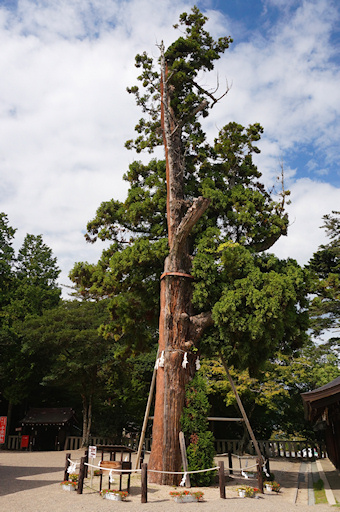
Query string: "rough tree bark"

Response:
xmin=81 ymin=394 xmax=92 ymax=447
xmin=148 ymin=44 xmax=213 ymax=485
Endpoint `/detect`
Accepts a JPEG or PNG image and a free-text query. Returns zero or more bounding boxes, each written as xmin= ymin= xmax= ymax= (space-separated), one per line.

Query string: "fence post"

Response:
xmin=228 ymin=450 xmax=233 ymax=475
xmin=218 ymin=461 xmax=226 ymax=499
xmin=64 ymin=452 xmax=71 ymax=481
xmin=265 ymin=458 xmax=270 ymax=478
xmin=141 ymin=463 xmax=148 ymax=503
xmin=77 ymin=457 xmax=85 ymax=494
xmin=84 ymin=450 xmax=88 ymax=478
xmin=256 ymin=458 xmax=263 ymax=493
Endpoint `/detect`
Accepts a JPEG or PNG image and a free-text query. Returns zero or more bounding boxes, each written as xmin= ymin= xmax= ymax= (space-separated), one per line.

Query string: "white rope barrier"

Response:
xmin=67 ymin=458 xmax=79 ymax=468
xmin=84 ymin=461 xmax=141 ymax=473
xmin=70 ymin=454 xmax=269 ymax=478
xmin=82 ymin=459 xmax=218 ymax=476
xmin=148 ymin=466 xmax=219 ymax=475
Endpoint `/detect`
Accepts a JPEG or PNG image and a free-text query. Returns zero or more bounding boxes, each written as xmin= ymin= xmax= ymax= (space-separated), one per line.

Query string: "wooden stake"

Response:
xmin=228 ymin=451 xmax=233 ymax=475
xmin=84 ymin=449 xmax=88 ymax=478
xmin=218 ymin=461 xmax=226 ymax=499
xmin=220 ymin=353 xmax=263 ymax=464
xmin=77 ymin=457 xmax=85 ymax=494
xmin=179 ymin=431 xmax=191 ymax=487
xmin=135 ymin=350 xmax=159 ymax=470
xmin=141 ymin=463 xmax=148 ymax=503
xmin=256 ymin=458 xmax=264 ymax=493
xmin=63 ymin=452 xmax=71 ymax=481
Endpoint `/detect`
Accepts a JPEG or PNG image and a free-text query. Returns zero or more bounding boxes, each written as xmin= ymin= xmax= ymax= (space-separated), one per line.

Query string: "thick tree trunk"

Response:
xmin=148 ymin=44 xmax=213 ymax=484
xmin=149 ymin=256 xmax=213 ymax=484
xmin=149 ymin=261 xmax=195 ymax=484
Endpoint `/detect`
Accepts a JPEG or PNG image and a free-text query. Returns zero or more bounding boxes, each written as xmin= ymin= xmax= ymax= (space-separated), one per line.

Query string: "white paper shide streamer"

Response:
xmin=180 ymin=472 xmax=187 ymax=486
xmin=155 ymin=350 xmax=165 ymax=369
xmin=182 ymin=352 xmax=188 ymax=369
xmin=67 ymin=462 xmax=77 ymax=474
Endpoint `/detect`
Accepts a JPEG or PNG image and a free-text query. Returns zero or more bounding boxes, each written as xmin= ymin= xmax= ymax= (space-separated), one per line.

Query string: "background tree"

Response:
xmin=202 ymin=338 xmax=340 ymax=445
xmin=0 ymin=224 xmax=61 ymax=434
xmin=71 ymin=7 xmax=306 ymax=483
xmin=0 ymin=213 xmax=16 ymax=319
xmin=8 ymin=234 xmax=61 ymax=320
xmin=308 ymin=211 xmax=339 ymax=344
xmin=21 ymin=300 xmax=110 ymax=446
xmin=20 ymin=300 xmax=158 ymax=446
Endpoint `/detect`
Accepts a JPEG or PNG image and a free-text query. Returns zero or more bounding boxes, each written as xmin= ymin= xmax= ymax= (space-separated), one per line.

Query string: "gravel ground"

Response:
xmin=0 ymin=449 xmax=333 ymax=511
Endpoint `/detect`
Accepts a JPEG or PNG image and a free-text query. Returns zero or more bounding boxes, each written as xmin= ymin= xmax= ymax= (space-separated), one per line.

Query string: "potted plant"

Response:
xmin=60 ymin=480 xmax=77 ymax=491
xmin=100 ymin=489 xmax=128 ymax=501
xmin=271 ymin=481 xmax=281 ymax=493
xmin=69 ymin=473 xmax=78 ymax=482
xmin=237 ymin=486 xmax=247 ymax=498
xmin=191 ymin=491 xmax=204 ymax=501
xmin=264 ymin=480 xmax=273 ymax=491
xmin=237 ymin=485 xmax=257 ymax=498
xmin=264 ymin=480 xmax=280 ymax=492
xmin=169 ymin=490 xmax=204 ymax=502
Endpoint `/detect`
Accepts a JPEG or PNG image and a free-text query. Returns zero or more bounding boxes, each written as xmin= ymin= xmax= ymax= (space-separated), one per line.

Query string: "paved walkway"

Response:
xmin=318 ymin=458 xmax=340 ymax=504
xmin=297 ymin=458 xmax=340 ymax=505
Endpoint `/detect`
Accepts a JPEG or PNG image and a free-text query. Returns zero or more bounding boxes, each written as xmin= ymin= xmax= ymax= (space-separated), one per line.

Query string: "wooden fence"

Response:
xmin=64 ymin=436 xmax=116 ymax=450
xmin=7 ymin=435 xmax=21 ymax=450
xmin=215 ymin=439 xmax=327 ymax=459
xmin=6 ymin=435 xmax=327 ymax=459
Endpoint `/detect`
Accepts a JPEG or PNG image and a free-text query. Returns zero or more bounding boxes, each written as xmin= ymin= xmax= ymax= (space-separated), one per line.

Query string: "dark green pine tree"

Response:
xmin=0 ymin=213 xmax=16 ymax=320
xmin=0 ymin=224 xmax=61 ymax=434
xmin=308 ymin=211 xmax=340 ymax=343
xmin=70 ymin=7 xmax=308 ymax=484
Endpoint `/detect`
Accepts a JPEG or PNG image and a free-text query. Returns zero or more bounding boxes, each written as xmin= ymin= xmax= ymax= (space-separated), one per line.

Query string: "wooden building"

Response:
xmin=21 ymin=407 xmax=76 ymax=450
xmin=301 ymin=376 xmax=340 ymax=469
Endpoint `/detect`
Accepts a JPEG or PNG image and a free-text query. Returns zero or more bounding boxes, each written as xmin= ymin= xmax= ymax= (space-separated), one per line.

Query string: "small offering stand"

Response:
xmin=97 ymin=445 xmax=134 ymax=493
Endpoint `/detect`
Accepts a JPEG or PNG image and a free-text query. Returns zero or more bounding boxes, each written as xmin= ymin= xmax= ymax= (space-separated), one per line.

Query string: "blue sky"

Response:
xmin=0 ymin=0 xmax=339 ymax=296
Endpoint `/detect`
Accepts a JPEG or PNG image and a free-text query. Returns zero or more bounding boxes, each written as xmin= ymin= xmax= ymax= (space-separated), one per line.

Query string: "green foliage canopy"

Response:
xmin=70 ymin=7 xmax=307 ymax=373
xmin=308 ymin=211 xmax=339 ymax=342
xmin=181 ymin=373 xmax=215 ymax=485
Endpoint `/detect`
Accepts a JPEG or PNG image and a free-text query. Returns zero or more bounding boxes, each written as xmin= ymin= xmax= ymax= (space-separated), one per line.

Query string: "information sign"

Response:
xmin=88 ymin=445 xmax=97 ymax=459
xmin=0 ymin=416 xmax=7 ymax=444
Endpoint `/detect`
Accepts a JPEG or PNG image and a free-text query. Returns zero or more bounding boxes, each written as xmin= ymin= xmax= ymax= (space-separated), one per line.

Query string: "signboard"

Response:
xmin=21 ymin=435 xmax=30 ymax=449
xmin=0 ymin=416 xmax=7 ymax=444
xmin=88 ymin=445 xmax=97 ymax=459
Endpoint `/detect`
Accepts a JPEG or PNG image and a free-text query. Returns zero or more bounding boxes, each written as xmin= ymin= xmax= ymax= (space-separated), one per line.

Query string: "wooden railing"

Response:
xmin=7 ymin=435 xmax=21 ymax=450
xmin=6 ymin=435 xmax=327 ymax=459
xmin=64 ymin=436 xmax=117 ymax=450
xmin=214 ymin=439 xmax=327 ymax=459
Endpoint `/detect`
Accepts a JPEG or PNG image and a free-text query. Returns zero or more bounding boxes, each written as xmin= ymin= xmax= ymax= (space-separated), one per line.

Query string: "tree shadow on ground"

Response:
xmin=0 ymin=464 xmax=61 ymax=496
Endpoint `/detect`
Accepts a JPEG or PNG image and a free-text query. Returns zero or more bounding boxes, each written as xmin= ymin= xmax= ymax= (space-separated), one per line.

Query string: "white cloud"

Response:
xmin=271 ymin=179 xmax=340 ymax=264
xmin=207 ymin=0 xmax=340 ymax=183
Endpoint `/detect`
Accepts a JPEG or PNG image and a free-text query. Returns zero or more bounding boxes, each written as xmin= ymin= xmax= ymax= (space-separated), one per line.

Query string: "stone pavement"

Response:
xmin=317 ymin=457 xmax=340 ymax=505
xmin=297 ymin=458 xmax=340 ymax=505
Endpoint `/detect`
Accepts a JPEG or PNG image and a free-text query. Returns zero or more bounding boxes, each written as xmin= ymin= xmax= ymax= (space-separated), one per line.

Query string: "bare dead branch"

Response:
xmin=172 ymin=197 xmax=211 ymax=254
xmin=189 ymin=311 xmax=214 ymax=341
xmin=191 ymin=78 xmax=230 ymax=108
